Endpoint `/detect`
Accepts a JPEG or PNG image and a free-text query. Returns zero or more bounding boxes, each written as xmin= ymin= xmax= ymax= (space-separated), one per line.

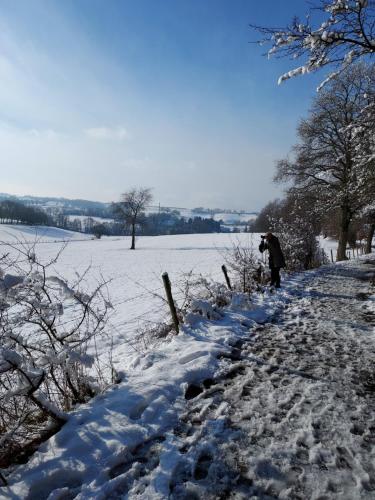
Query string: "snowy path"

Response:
xmin=124 ymin=259 xmax=375 ymax=499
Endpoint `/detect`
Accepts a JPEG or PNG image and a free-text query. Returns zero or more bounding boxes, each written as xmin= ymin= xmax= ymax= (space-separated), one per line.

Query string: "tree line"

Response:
xmin=0 ymin=200 xmax=49 ymax=226
xmin=250 ymin=1 xmax=375 ymax=262
xmin=0 ymin=194 xmax=223 ymax=245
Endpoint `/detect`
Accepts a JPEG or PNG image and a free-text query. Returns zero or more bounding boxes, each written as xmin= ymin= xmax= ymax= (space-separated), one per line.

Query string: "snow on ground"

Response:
xmin=0 ymin=224 xmax=92 ymax=243
xmin=67 ymin=215 xmax=115 ymax=226
xmin=213 ymin=213 xmax=257 ymax=224
xmin=0 ymin=228 xmax=341 ymax=372
xmin=0 ymin=230 xmax=270 ymax=366
xmin=317 ymin=235 xmax=364 ymax=262
xmin=1 ymin=224 xmax=374 ymax=498
xmin=318 ymin=235 xmax=338 ymax=262
xmin=0 ymin=241 xmax=296 ymax=499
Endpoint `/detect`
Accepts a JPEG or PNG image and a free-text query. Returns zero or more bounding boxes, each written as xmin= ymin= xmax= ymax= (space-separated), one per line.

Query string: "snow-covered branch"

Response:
xmin=251 ymin=0 xmax=375 ymax=87
xmin=0 ymin=245 xmax=111 ymax=469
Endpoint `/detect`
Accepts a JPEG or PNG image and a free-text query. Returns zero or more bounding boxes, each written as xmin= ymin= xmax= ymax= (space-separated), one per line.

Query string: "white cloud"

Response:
xmin=26 ymin=128 xmax=60 ymax=139
xmin=84 ymin=126 xmax=129 ymax=141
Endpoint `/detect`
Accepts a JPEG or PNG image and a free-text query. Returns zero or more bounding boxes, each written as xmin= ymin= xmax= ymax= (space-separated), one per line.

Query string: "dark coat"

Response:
xmin=259 ymin=235 xmax=286 ymax=269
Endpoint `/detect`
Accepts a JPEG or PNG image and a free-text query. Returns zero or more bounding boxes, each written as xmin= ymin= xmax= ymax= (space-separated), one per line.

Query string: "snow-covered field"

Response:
xmin=0 ymin=227 xmax=341 ymax=360
xmin=0 ymin=225 xmax=91 ymax=243
xmin=1 ymin=225 xmax=374 ymax=499
xmin=0 ymin=226 xmax=342 ymax=365
xmin=0 ymin=227 xmax=268 ymax=362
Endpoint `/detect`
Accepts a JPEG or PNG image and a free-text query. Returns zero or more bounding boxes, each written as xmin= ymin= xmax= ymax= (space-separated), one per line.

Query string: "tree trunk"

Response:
xmin=337 ymin=206 xmax=351 ymax=261
xmin=365 ymin=223 xmax=375 ymax=254
xmin=130 ymin=223 xmax=136 ymax=250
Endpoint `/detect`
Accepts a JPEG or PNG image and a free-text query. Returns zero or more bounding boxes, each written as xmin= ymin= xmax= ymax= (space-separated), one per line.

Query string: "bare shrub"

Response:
xmin=0 ymin=242 xmax=111 ymax=471
xmin=177 ymin=273 xmax=229 ymax=324
xmin=128 ymin=322 xmax=174 ymax=354
xmin=221 ymin=238 xmax=266 ymax=293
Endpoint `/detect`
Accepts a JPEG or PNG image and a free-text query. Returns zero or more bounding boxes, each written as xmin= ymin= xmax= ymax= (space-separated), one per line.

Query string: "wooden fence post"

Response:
xmin=330 ymin=249 xmax=334 ymax=263
xmin=162 ymin=272 xmax=179 ymax=334
xmin=221 ymin=264 xmax=232 ymax=290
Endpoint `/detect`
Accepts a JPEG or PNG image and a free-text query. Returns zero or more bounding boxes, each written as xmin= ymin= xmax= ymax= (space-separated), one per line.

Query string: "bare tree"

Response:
xmin=251 ymin=0 xmax=375 ymax=88
xmin=112 ymin=188 xmax=153 ymax=250
xmin=275 ymin=65 xmax=375 ymax=260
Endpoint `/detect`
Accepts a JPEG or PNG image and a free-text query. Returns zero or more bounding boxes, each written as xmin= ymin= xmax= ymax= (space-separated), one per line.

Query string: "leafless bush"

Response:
xmin=221 ymin=239 xmax=266 ymax=293
xmin=0 ymin=242 xmax=111 ymax=471
xmin=128 ymin=321 xmax=174 ymax=354
xmin=178 ymin=271 xmax=230 ymax=309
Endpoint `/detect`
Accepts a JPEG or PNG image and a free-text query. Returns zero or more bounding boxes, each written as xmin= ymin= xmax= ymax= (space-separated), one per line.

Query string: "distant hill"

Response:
xmin=0 ymin=193 xmax=258 ymax=225
xmin=0 ymin=193 xmax=111 ymax=218
xmin=146 ymin=205 xmax=258 ymax=224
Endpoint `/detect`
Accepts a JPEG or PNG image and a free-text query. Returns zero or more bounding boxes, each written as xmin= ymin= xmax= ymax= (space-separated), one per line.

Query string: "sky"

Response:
xmin=0 ymin=0 xmax=325 ymax=211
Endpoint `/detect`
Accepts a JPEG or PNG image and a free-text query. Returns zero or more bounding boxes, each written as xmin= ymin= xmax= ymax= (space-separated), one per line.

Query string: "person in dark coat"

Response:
xmin=259 ymin=232 xmax=286 ymax=288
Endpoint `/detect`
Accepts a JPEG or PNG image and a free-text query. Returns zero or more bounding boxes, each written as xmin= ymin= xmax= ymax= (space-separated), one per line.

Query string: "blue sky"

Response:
xmin=0 ymin=0 xmax=324 ymax=210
